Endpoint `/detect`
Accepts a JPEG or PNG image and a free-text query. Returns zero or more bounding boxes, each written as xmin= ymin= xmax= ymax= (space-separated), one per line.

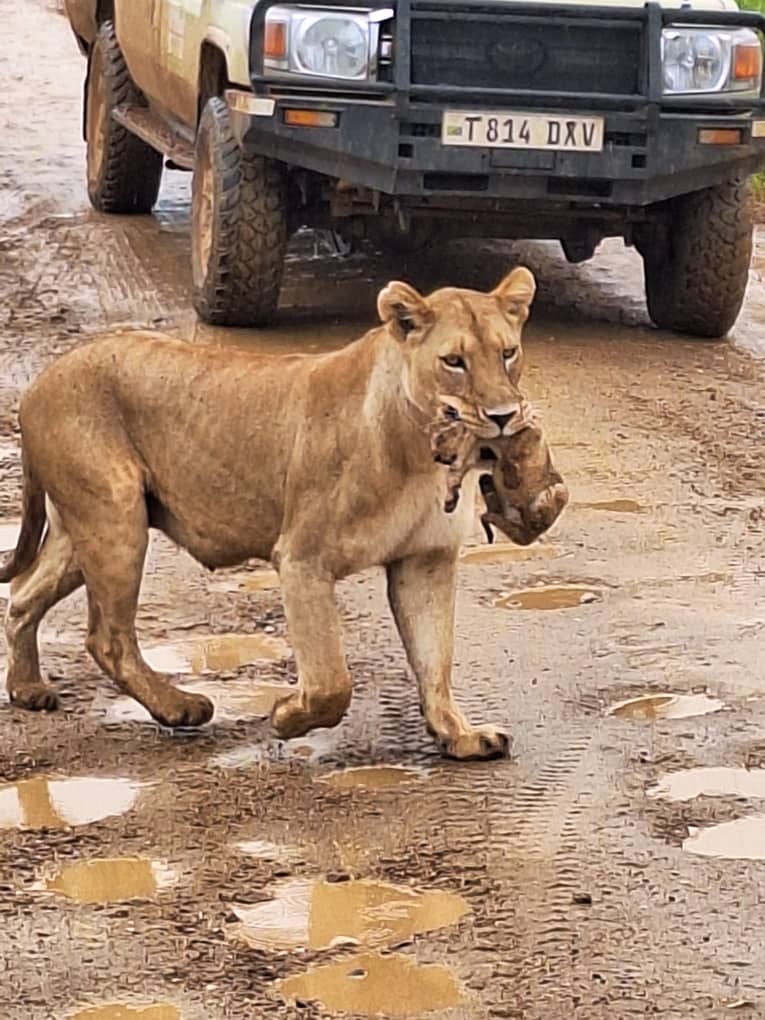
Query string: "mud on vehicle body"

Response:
xmin=65 ymin=0 xmax=765 ymax=336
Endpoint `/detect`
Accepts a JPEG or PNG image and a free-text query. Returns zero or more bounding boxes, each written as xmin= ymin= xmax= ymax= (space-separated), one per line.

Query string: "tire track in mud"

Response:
xmin=93 ymin=224 xmax=174 ymax=325
xmin=485 ymin=730 xmax=599 ymax=1017
xmin=358 ymin=586 xmax=607 ymax=1010
xmin=411 ymin=712 xmax=603 ymax=1017
xmin=357 ymin=616 xmax=613 ymax=1012
xmin=0 ymin=219 xmax=103 ymax=397
xmin=1 ymin=211 xmax=189 ymax=383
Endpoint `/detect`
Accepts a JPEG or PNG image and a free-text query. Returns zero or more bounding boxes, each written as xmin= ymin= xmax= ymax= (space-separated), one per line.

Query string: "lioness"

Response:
xmin=1 ymin=268 xmax=537 ymax=760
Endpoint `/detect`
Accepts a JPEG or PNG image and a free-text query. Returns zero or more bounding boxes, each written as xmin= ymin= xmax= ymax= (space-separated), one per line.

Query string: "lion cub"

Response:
xmin=430 ymin=415 xmax=568 ymax=545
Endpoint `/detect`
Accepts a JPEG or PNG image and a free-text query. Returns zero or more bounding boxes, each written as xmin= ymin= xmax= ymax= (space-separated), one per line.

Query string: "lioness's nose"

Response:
xmin=487 ymin=410 xmax=517 ymax=432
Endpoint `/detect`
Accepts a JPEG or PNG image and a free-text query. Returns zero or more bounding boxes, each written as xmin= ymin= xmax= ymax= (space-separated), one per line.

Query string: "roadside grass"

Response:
xmin=739 ymin=0 xmax=765 ymax=196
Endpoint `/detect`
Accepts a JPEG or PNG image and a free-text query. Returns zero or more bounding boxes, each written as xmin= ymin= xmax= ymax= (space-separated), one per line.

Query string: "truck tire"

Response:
xmin=85 ymin=22 xmax=163 ymax=214
xmin=642 ymin=178 xmax=752 ymax=339
xmin=192 ymin=97 xmax=288 ymax=327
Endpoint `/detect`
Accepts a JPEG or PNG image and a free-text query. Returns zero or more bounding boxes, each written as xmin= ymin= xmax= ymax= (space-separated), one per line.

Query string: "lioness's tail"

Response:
xmin=0 ymin=450 xmax=46 ymax=582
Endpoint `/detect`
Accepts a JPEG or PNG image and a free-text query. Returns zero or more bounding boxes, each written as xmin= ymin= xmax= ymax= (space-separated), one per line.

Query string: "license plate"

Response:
xmin=442 ymin=111 xmax=604 ymax=152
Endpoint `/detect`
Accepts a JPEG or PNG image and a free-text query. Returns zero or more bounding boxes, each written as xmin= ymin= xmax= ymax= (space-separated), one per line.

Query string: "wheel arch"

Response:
xmin=80 ymin=1 xmax=116 ymax=138
xmin=197 ymin=38 xmax=231 ymax=127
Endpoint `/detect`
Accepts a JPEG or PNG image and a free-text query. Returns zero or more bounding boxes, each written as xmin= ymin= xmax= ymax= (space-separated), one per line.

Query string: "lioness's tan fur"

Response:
xmin=2 ymin=268 xmax=535 ymax=759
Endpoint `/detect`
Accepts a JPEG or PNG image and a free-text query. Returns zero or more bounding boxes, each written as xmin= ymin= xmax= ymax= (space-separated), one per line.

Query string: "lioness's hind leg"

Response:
xmin=5 ymin=503 xmax=84 ymax=712
xmin=64 ymin=495 xmax=213 ymax=729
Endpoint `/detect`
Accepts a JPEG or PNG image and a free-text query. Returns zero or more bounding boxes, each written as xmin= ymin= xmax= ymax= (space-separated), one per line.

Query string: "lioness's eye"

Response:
xmin=441 ymin=354 xmax=466 ymax=371
xmin=503 ymin=348 xmax=519 ymax=364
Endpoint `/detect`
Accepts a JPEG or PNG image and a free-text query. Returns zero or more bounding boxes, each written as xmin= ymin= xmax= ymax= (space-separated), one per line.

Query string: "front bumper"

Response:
xmin=230 ymin=0 xmax=765 ymax=209
xmin=229 ymin=100 xmax=765 ymax=207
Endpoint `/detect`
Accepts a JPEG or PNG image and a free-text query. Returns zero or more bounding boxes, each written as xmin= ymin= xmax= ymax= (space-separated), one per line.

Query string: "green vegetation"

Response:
xmin=736 ymin=2 xmax=765 ymax=195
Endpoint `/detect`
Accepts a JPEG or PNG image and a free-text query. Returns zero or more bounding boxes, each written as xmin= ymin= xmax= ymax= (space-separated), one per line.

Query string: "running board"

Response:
xmin=112 ymin=106 xmax=195 ymax=170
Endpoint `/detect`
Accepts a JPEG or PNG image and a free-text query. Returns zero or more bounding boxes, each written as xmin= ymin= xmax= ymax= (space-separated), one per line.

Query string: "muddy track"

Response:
xmin=4 ymin=2 xmax=765 ymax=1020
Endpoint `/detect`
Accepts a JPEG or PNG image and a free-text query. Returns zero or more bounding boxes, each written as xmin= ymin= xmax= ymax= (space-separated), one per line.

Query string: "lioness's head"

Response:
xmin=378 ymin=267 xmax=536 ymax=439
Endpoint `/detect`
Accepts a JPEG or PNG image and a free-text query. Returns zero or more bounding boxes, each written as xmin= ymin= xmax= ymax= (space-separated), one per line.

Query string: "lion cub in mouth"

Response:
xmin=430 ymin=414 xmax=568 ymax=546
xmin=0 ymin=266 xmax=563 ymax=760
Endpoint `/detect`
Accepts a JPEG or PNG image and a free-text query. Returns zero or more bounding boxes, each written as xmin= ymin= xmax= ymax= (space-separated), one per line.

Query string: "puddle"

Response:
xmin=209 ymin=743 xmax=273 ymax=769
xmin=143 ymin=633 xmax=290 ymax=674
xmin=0 ymin=519 xmax=20 ymax=551
xmin=72 ymin=1005 xmax=180 ymax=1020
xmin=211 ymin=569 xmax=280 ymax=594
xmin=460 ymin=541 xmax=561 ymax=565
xmin=649 ymin=767 xmax=765 ymax=802
xmin=608 ymin=693 xmax=725 ymax=721
xmin=684 ymin=815 xmax=765 ymax=860
xmin=321 ymin=765 xmax=426 ymax=791
xmin=0 ymin=520 xmax=19 ymax=597
xmin=230 ymin=878 xmax=470 ymax=952
xmin=106 ymin=679 xmax=291 ymax=724
xmin=43 ymin=858 xmax=175 ymax=904
xmin=210 ymin=729 xmax=337 ymax=768
xmin=576 ymin=499 xmax=646 ymax=514
xmin=0 ymin=776 xmax=145 ymax=829
xmin=495 ymin=585 xmax=602 ymax=611
xmin=236 ymin=839 xmax=302 ymax=863
xmin=279 ymin=952 xmax=464 ymax=1016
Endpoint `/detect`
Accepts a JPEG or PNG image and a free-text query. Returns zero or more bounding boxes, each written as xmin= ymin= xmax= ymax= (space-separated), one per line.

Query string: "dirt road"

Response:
xmin=2 ymin=3 xmax=765 ymax=1019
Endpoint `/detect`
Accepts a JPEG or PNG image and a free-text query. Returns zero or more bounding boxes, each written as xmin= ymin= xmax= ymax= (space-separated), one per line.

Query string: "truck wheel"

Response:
xmin=642 ymin=179 xmax=752 ymax=339
xmin=85 ymin=22 xmax=163 ymax=214
xmin=192 ymin=97 xmax=288 ymax=327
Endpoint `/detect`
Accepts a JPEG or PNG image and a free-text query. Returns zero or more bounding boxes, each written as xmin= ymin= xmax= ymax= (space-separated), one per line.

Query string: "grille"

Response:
xmin=409 ymin=17 xmax=643 ymax=96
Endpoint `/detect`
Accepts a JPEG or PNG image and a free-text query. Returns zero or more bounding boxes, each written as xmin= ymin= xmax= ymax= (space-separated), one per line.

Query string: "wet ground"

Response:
xmin=2 ymin=2 xmax=765 ymax=1018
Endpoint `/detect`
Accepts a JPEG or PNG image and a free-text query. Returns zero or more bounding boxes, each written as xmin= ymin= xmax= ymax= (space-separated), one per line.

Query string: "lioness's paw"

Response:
xmin=9 ymin=681 xmax=60 ymax=713
xmin=438 ymin=725 xmax=512 ymax=761
xmin=271 ymin=688 xmax=351 ymax=739
xmin=153 ymin=691 xmax=214 ymax=729
xmin=271 ymin=694 xmax=311 ymax=740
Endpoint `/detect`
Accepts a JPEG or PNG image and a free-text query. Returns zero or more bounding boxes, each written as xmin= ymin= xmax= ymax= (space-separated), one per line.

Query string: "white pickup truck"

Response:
xmin=65 ymin=0 xmax=765 ymax=336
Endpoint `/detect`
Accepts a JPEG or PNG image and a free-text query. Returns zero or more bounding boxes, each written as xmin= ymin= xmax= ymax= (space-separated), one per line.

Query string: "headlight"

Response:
xmin=263 ymin=6 xmax=392 ymax=81
xmin=662 ymin=27 xmax=763 ymax=95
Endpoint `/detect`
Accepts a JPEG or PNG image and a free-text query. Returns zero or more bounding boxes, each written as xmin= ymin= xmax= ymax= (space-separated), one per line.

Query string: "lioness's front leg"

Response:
xmin=270 ymin=554 xmax=352 ymax=740
xmin=386 ymin=551 xmax=510 ymax=760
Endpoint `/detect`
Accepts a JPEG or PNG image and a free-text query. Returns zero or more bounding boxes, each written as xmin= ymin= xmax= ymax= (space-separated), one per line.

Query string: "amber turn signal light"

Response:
xmin=697 ymin=128 xmax=743 ymax=146
xmin=264 ymin=21 xmax=288 ymax=61
xmin=733 ymin=41 xmax=763 ymax=82
xmin=283 ymin=109 xmax=338 ymax=128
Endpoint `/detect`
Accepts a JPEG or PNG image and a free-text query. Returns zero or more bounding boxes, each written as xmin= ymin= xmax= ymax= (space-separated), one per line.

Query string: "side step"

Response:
xmin=112 ymin=106 xmax=195 ymax=170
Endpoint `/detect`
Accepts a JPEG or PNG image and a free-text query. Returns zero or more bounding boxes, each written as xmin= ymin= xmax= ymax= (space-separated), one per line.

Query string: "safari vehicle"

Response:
xmin=65 ymin=0 xmax=765 ymax=337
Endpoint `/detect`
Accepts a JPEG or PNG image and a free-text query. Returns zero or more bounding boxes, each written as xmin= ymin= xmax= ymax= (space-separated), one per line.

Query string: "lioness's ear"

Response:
xmin=377 ymin=281 xmax=433 ymax=341
xmin=493 ymin=266 xmax=536 ymax=318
